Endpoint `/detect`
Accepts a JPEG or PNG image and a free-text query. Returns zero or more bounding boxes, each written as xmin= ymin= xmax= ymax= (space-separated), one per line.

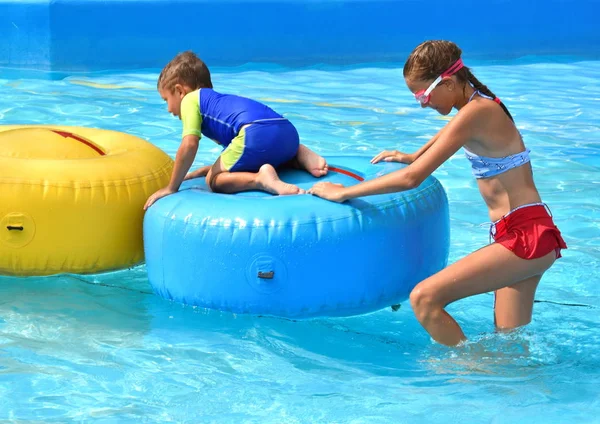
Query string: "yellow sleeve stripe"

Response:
xmin=220 ymin=127 xmax=246 ymax=171
xmin=180 ymin=90 xmax=203 ymax=139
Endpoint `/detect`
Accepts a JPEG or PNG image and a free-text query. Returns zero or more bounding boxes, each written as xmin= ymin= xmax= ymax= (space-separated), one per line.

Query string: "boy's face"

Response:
xmin=159 ymin=84 xmax=188 ymax=119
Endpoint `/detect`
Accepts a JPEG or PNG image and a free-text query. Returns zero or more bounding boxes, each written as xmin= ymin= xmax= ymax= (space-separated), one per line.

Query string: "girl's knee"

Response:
xmin=410 ymin=284 xmax=441 ymax=321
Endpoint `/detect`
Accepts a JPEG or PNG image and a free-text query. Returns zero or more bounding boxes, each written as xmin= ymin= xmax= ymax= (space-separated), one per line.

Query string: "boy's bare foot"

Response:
xmin=296 ymin=144 xmax=328 ymax=177
xmin=257 ymin=164 xmax=303 ymax=195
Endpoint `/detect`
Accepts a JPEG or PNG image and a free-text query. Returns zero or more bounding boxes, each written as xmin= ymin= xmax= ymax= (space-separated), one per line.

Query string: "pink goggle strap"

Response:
xmin=441 ymin=58 xmax=464 ymax=77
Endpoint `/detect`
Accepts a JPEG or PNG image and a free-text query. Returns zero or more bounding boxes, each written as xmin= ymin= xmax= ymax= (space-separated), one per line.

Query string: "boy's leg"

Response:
xmin=206 ymin=157 xmax=303 ymax=195
xmin=205 ymin=123 xmax=304 ymax=195
xmin=293 ymin=144 xmax=328 ymax=177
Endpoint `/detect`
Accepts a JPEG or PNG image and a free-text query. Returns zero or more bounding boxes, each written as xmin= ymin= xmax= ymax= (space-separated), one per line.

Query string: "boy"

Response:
xmin=144 ymin=51 xmax=327 ymax=210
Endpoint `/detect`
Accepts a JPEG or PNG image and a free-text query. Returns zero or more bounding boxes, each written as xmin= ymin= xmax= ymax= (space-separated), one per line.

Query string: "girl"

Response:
xmin=308 ymin=40 xmax=567 ymax=346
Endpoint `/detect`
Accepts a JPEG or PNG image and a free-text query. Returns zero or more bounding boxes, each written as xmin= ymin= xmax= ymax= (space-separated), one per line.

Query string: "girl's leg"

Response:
xmin=494 ymin=275 xmax=542 ymax=330
xmin=409 ymin=243 xmax=556 ymax=346
xmin=206 ymin=158 xmax=302 ymax=195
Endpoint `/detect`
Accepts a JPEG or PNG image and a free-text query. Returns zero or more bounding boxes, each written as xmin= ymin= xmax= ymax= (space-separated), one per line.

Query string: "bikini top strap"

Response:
xmin=469 ymin=89 xmax=503 ymax=105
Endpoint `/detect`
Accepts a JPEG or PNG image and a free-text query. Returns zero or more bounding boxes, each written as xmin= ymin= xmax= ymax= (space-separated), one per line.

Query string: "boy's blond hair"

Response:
xmin=157 ymin=51 xmax=213 ymax=91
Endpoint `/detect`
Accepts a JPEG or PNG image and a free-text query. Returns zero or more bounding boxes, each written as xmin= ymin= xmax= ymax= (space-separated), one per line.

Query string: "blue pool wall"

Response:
xmin=1 ymin=0 xmax=599 ymax=72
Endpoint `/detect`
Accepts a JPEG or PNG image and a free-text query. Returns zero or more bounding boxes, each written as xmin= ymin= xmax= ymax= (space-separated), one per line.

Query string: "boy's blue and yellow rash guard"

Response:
xmin=180 ymin=88 xmax=284 ymax=146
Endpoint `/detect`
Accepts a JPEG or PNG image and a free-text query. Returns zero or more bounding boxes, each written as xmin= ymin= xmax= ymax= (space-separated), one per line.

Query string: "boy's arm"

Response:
xmin=143 ymin=92 xmax=202 ymax=210
xmin=143 ymin=135 xmax=199 ymax=210
xmin=175 ymin=90 xmax=204 ymax=183
xmin=168 ymin=135 xmax=200 ymax=191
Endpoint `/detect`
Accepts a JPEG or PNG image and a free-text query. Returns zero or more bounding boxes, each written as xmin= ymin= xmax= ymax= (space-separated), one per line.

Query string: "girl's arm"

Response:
xmin=371 ymin=125 xmax=448 ymax=164
xmin=412 ymin=125 xmax=448 ymax=160
xmin=311 ymin=110 xmax=477 ymax=202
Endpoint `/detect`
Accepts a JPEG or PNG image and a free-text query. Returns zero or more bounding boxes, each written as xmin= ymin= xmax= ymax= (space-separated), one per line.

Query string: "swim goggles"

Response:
xmin=414 ymin=58 xmax=464 ymax=105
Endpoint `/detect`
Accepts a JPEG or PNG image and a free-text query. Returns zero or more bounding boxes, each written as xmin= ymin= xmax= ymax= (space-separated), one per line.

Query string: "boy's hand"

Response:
xmin=144 ymin=187 xmax=177 ymax=210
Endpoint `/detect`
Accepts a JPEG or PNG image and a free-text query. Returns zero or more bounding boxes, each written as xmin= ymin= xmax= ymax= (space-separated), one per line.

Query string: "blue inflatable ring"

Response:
xmin=143 ymin=155 xmax=450 ymax=318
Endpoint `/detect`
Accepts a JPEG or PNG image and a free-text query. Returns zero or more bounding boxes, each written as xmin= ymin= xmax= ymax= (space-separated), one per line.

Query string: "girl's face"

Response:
xmin=405 ymin=77 xmax=456 ymax=116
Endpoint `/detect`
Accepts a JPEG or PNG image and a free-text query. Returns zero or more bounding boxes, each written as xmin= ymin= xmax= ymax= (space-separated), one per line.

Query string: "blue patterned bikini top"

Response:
xmin=464 ymin=90 xmax=531 ymax=179
xmin=464 ymin=147 xmax=531 ymax=179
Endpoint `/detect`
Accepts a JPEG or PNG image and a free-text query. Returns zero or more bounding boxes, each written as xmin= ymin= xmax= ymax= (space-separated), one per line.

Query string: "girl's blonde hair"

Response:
xmin=404 ymin=40 xmax=513 ymax=121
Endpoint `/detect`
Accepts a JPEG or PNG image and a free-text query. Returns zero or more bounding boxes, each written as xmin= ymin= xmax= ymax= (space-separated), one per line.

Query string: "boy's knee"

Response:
xmin=207 ymin=171 xmax=229 ymax=193
xmin=206 ymin=174 xmax=218 ymax=192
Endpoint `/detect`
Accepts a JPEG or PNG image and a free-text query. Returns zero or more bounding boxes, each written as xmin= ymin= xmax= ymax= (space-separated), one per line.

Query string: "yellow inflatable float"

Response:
xmin=0 ymin=126 xmax=173 ymax=276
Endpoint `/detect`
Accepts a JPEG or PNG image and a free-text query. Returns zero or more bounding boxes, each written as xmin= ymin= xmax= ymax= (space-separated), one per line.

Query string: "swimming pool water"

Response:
xmin=0 ymin=58 xmax=599 ymax=423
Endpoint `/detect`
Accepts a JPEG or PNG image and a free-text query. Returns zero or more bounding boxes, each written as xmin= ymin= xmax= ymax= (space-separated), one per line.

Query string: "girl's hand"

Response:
xmin=308 ymin=182 xmax=347 ymax=203
xmin=370 ymin=150 xmax=414 ymax=164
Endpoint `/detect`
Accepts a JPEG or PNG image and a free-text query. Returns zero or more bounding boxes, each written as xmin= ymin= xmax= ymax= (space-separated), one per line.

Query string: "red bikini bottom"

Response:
xmin=491 ymin=203 xmax=568 ymax=260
